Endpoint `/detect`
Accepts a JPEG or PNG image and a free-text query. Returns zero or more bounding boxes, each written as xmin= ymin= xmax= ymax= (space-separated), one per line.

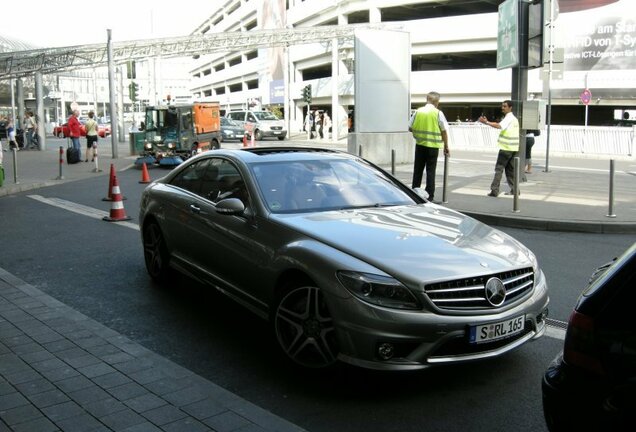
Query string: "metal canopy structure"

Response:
xmin=0 ymin=24 xmax=385 ymax=79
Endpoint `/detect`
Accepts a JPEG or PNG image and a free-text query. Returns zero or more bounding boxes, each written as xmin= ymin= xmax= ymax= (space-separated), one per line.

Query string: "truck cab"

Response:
xmin=137 ymin=103 xmax=221 ymax=167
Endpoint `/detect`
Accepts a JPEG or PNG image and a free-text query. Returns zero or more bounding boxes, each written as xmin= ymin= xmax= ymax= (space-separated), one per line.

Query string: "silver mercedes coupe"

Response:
xmin=139 ymin=147 xmax=549 ymax=370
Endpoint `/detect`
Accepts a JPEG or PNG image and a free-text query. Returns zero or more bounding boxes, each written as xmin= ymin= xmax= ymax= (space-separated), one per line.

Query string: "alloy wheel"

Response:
xmin=143 ymin=223 xmax=169 ymax=281
xmin=274 ymin=286 xmax=338 ymax=368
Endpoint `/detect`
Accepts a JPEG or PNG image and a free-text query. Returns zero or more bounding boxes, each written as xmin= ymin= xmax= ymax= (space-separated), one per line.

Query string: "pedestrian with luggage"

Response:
xmin=7 ymin=117 xmax=18 ymax=151
xmin=479 ymin=100 xmax=520 ymax=197
xmin=68 ymin=110 xmax=82 ymax=162
xmin=84 ymin=111 xmax=98 ymax=162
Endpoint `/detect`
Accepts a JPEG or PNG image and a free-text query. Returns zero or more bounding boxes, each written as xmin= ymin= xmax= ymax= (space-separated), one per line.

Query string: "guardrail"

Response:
xmin=447 ymin=124 xmax=635 ymax=157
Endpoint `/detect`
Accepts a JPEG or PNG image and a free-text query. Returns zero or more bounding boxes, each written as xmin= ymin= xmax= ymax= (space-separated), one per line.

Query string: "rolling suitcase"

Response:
xmin=66 ymin=140 xmax=80 ymax=164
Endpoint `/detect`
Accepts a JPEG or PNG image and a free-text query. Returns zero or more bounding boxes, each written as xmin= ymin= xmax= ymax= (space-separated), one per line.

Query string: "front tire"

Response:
xmin=142 ymin=222 xmax=171 ymax=283
xmin=254 ymin=129 xmax=263 ymax=141
xmin=274 ymin=285 xmax=338 ymax=368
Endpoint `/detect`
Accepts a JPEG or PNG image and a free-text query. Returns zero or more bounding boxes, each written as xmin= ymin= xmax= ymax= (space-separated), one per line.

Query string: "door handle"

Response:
xmin=190 ymin=204 xmax=201 ymax=214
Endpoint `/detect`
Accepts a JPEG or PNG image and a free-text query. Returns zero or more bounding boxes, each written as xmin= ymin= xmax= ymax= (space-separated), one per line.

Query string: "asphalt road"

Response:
xmin=1 ymin=168 xmax=634 ymax=432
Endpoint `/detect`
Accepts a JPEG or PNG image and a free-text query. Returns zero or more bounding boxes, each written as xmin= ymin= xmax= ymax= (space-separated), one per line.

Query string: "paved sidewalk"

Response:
xmin=0 ymin=267 xmax=305 ymax=432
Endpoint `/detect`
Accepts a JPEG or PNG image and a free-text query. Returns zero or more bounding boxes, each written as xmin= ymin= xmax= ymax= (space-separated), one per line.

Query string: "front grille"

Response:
xmin=271 ymin=126 xmax=283 ymax=131
xmin=424 ymin=267 xmax=534 ymax=310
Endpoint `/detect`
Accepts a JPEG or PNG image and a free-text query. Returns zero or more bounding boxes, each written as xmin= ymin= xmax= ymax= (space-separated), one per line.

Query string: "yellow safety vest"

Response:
xmin=497 ymin=115 xmax=520 ymax=151
xmin=411 ymin=107 xmax=443 ymax=149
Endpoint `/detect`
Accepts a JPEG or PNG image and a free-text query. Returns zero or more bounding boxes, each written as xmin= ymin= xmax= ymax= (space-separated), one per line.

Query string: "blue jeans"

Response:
xmin=71 ymin=137 xmax=81 ymax=160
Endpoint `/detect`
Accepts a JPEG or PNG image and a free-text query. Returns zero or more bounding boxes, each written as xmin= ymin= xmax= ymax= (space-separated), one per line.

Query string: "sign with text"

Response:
xmin=560 ymin=0 xmax=636 ymax=71
xmin=497 ymin=0 xmax=519 ymax=69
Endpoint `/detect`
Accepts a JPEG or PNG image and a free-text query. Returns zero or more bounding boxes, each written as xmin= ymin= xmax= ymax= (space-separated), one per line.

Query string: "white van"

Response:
xmin=226 ymin=110 xmax=287 ymax=141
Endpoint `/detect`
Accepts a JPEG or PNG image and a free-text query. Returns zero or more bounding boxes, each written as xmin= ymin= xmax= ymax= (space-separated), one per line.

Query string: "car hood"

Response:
xmin=275 ymin=204 xmax=535 ymax=283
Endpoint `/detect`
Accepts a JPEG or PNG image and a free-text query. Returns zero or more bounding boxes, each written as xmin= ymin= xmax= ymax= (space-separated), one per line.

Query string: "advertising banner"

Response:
xmin=552 ymin=0 xmax=636 ymax=100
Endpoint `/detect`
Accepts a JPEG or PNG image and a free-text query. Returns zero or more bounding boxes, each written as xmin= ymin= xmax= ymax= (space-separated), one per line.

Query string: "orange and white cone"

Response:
xmin=103 ymin=176 xmax=131 ymax=222
xmin=242 ymin=133 xmax=248 ymax=148
xmin=139 ymin=162 xmax=151 ymax=184
xmin=102 ymin=163 xmax=116 ymax=201
xmin=250 ymin=132 xmax=255 ymax=147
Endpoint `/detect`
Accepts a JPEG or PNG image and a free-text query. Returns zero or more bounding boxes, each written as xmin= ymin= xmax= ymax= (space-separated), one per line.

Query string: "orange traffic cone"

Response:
xmin=139 ymin=162 xmax=151 ymax=184
xmin=242 ymin=133 xmax=248 ymax=148
xmin=102 ymin=163 xmax=116 ymax=201
xmin=103 ymin=175 xmax=131 ymax=222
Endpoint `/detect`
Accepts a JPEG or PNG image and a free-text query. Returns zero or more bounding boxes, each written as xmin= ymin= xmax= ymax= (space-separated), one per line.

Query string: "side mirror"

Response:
xmin=215 ymin=198 xmax=245 ymax=215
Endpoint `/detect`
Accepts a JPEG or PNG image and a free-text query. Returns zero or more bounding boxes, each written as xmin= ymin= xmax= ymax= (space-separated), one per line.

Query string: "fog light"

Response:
xmin=537 ymin=308 xmax=549 ymax=323
xmin=377 ymin=343 xmax=394 ymax=360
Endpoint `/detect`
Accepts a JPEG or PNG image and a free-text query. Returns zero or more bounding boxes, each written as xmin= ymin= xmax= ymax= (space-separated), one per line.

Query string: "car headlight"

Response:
xmin=167 ymin=142 xmax=175 ymax=149
xmin=144 ymin=142 xmax=152 ymax=150
xmin=337 ymin=271 xmax=421 ymax=310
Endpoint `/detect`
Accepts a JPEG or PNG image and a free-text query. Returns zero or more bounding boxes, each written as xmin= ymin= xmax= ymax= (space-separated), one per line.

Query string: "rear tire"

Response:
xmin=142 ymin=222 xmax=172 ymax=284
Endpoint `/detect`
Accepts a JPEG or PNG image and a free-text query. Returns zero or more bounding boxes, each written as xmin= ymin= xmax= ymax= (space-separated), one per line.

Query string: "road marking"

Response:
xmin=545 ymin=325 xmax=566 ymax=340
xmin=28 ymin=195 xmax=139 ymax=231
xmin=451 ymin=187 xmax=610 ymax=206
xmin=450 ymin=158 xmax=633 ymax=175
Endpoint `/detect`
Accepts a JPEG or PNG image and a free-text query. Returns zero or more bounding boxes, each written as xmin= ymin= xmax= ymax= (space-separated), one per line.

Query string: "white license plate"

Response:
xmin=469 ymin=315 xmax=525 ymax=344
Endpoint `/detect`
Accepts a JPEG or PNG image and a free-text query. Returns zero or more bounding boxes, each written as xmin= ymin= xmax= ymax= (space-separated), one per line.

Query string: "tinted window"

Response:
xmin=170 ymin=159 xmax=212 ymax=195
xmin=228 ymin=112 xmax=245 ymax=121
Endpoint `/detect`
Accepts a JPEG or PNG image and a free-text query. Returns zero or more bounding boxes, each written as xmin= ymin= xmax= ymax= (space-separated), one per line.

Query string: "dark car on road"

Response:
xmin=220 ymin=116 xmax=245 ymax=141
xmin=542 ymin=242 xmax=636 ymax=431
xmin=139 ymin=147 xmax=549 ymax=370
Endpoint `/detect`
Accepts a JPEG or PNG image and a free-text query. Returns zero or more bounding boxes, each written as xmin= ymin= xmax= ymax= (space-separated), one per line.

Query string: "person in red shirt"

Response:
xmin=68 ymin=110 xmax=83 ymax=161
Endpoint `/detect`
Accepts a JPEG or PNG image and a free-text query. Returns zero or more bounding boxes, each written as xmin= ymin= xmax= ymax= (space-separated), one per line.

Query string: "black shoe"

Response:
xmin=85 ymin=159 xmax=88 ymax=162
xmin=487 ymin=191 xmax=499 ymax=197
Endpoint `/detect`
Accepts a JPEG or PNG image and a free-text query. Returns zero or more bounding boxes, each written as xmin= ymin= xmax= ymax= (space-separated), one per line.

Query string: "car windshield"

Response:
xmin=253 ymin=111 xmax=279 ymax=121
xmin=221 ymin=117 xmax=238 ymax=126
xmin=145 ymin=108 xmax=178 ymax=140
xmin=251 ymin=158 xmax=415 ymax=213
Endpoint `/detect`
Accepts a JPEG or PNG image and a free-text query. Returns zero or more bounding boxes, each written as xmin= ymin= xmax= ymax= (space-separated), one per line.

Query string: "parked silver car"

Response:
xmin=225 ymin=110 xmax=287 ymax=140
xmin=139 ymin=147 xmax=549 ymax=370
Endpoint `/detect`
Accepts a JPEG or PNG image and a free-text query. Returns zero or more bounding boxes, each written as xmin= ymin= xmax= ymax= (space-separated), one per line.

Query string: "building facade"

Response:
xmin=189 ymin=0 xmax=636 ymax=133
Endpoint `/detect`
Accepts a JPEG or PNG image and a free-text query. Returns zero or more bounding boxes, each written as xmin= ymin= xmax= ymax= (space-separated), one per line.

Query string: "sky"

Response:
xmin=2 ymin=0 xmax=219 ymax=48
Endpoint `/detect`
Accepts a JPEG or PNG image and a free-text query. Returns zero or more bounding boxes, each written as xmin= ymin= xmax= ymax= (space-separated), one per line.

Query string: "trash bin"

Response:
xmin=129 ymin=131 xmax=146 ymax=156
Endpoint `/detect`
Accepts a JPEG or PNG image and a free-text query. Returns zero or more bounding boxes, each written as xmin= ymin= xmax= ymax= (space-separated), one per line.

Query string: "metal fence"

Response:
xmin=448 ymin=124 xmax=636 ymax=157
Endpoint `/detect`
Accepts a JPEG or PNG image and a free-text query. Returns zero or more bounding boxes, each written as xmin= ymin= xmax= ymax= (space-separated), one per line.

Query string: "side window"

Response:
xmin=215 ymin=160 xmax=249 ymax=207
xmin=199 ymin=159 xmax=222 ymax=201
xmin=181 ymin=111 xmax=192 ymax=131
xmin=247 ymin=113 xmax=257 ymax=122
xmin=170 ymin=159 xmax=211 ymax=195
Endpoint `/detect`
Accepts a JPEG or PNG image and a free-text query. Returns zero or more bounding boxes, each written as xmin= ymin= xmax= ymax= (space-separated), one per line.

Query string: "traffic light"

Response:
xmin=302 ymin=84 xmax=312 ymax=104
xmin=126 ymin=60 xmax=136 ymax=79
xmin=128 ymin=81 xmax=139 ymax=102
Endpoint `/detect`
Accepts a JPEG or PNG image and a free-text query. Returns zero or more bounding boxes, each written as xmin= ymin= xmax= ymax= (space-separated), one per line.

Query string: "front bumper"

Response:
xmin=329 ymin=274 xmax=549 ymax=371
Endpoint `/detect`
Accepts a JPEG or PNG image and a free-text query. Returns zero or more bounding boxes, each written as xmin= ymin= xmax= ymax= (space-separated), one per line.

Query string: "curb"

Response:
xmin=461 ymin=211 xmax=636 ymax=234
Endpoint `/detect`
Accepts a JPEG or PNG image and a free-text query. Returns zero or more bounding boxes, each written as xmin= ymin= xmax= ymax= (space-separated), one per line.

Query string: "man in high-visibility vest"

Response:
xmin=479 ymin=100 xmax=519 ymax=197
xmin=409 ymin=91 xmax=450 ymax=203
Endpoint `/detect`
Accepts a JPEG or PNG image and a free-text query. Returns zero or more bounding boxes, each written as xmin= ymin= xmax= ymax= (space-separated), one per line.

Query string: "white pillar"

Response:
xmin=331 ymin=38 xmax=339 ymax=143
xmin=35 ymin=72 xmax=46 ymax=150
